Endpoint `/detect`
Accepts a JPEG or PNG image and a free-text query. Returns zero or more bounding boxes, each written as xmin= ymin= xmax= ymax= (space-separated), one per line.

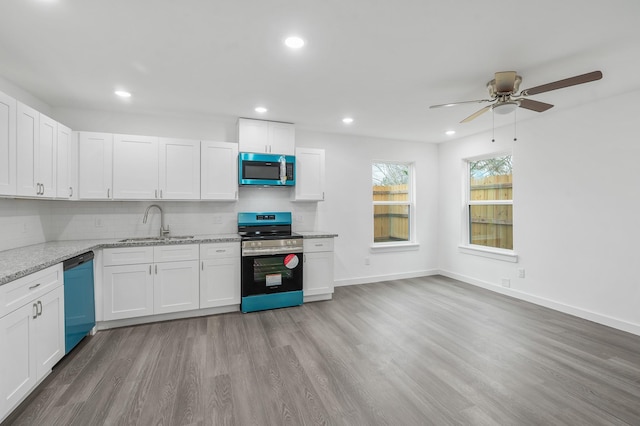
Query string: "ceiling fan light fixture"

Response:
xmin=492 ymin=101 xmax=519 ymax=115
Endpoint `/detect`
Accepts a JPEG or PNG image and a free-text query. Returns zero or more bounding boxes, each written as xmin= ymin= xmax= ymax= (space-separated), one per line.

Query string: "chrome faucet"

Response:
xmin=143 ymin=204 xmax=170 ymax=237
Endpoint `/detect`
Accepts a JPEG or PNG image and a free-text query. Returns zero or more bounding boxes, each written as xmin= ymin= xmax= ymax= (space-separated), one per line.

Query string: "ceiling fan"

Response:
xmin=430 ymin=70 xmax=603 ymax=123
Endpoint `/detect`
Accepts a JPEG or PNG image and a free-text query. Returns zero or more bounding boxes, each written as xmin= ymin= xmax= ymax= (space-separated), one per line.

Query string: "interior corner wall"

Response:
xmin=437 ymin=89 xmax=640 ymax=335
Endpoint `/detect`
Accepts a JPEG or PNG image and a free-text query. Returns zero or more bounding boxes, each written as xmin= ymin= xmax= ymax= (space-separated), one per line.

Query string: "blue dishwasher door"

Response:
xmin=64 ymin=258 xmax=96 ymax=354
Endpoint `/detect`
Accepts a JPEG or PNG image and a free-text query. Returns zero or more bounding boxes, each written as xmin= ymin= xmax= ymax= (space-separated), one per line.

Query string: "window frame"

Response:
xmin=371 ymin=161 xmax=418 ymax=250
xmin=460 ymin=152 xmax=517 ymax=262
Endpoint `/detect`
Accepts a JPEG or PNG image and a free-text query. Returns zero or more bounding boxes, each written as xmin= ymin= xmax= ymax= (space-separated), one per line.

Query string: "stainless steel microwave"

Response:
xmin=238 ymin=152 xmax=295 ymax=186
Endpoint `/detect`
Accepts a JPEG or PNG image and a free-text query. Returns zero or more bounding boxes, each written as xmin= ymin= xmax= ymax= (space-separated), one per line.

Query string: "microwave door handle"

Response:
xmin=279 ymin=156 xmax=287 ymax=184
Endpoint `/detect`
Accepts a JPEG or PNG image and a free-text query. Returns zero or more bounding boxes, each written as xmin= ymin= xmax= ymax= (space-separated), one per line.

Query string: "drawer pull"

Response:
xmin=33 ymin=303 xmax=38 ymax=319
xmin=314 ymin=244 xmax=323 ymax=247
xmin=29 ymin=283 xmax=41 ymax=290
xmin=216 ymin=249 xmax=226 ymax=253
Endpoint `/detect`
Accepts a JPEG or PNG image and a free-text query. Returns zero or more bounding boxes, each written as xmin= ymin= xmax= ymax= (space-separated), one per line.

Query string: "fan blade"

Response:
xmin=495 ymin=71 xmax=517 ymax=93
xmin=461 ymin=105 xmax=492 ymax=123
xmin=518 ymin=98 xmax=554 ymax=112
xmin=430 ymin=99 xmax=492 ymax=109
xmin=521 ymin=71 xmax=602 ymax=96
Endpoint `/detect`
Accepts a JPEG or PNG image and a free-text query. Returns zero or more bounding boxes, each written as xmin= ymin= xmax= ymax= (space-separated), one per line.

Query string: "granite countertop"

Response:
xmin=0 ymin=232 xmax=338 ymax=286
xmin=0 ymin=234 xmax=241 ymax=286
xmin=296 ymin=231 xmax=339 ymax=238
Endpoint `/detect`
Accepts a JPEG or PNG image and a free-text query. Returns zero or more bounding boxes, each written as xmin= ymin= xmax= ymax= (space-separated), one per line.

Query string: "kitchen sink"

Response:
xmin=118 ymin=235 xmax=195 ymax=243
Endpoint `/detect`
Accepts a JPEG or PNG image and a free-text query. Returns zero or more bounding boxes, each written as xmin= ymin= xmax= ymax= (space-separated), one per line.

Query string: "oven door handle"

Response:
xmin=242 ymin=248 xmax=303 ymax=256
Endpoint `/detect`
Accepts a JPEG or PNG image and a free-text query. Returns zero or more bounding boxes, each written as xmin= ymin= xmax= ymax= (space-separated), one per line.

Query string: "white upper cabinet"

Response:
xmin=16 ymin=104 xmax=57 ymax=198
xmin=294 ymin=147 xmax=326 ymax=201
xmin=238 ymin=118 xmax=294 ymax=155
xmin=158 ymin=137 xmax=200 ymax=200
xmin=55 ymin=123 xmax=75 ymax=199
xmin=113 ymin=134 xmax=159 ymax=199
xmin=78 ymin=132 xmax=113 ymax=199
xmin=0 ymin=91 xmax=16 ymax=196
xmin=16 ymin=102 xmax=40 ymax=197
xmin=201 ymin=141 xmax=238 ymax=200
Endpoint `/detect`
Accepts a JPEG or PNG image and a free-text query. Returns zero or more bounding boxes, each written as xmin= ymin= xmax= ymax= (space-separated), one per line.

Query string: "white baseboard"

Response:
xmin=439 ymin=269 xmax=640 ymax=337
xmin=334 ymin=269 xmax=439 ymax=287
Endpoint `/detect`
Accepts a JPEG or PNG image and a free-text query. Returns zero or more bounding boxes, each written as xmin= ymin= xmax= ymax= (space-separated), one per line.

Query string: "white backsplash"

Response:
xmin=0 ymin=199 xmax=50 ymax=252
xmin=0 ymin=188 xmax=321 ymax=251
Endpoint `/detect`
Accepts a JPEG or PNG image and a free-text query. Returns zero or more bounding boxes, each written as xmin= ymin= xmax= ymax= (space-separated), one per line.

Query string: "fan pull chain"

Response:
xmin=491 ymin=109 xmax=495 ymax=142
xmin=513 ymin=108 xmax=517 ymax=142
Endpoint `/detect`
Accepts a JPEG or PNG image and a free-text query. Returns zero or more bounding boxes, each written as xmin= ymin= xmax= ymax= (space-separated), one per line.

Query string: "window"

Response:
xmin=372 ymin=162 xmax=414 ymax=244
xmin=467 ymin=154 xmax=513 ymax=250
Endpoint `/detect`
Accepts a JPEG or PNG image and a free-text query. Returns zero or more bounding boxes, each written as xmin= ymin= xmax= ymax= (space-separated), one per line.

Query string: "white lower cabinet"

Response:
xmin=199 ymin=243 xmax=240 ymax=308
xmin=102 ymin=245 xmax=200 ymax=320
xmin=303 ymin=238 xmax=335 ymax=299
xmin=0 ymin=264 xmax=65 ymax=422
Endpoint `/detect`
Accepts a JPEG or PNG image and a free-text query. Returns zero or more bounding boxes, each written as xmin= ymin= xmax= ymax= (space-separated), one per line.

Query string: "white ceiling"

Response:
xmin=1 ymin=0 xmax=639 ymax=143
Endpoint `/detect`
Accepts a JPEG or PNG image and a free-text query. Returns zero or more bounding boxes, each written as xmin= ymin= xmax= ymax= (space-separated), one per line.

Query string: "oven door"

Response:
xmin=241 ymin=252 xmax=303 ymax=297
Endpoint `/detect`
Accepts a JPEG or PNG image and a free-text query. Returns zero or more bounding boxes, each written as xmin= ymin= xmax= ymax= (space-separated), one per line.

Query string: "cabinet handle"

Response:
xmin=149 ymin=265 xmax=152 ymax=275
xmin=41 ymin=184 xmax=45 ymax=196
xmin=37 ymin=300 xmax=43 ymax=317
xmin=155 ymin=264 xmax=158 ymax=274
xmin=315 ymin=244 xmax=323 ymax=247
xmin=201 ymin=261 xmax=204 ymax=271
xmin=155 ymin=189 xmax=158 ymax=199
xmin=323 ymin=192 xmax=325 ymax=200
xmin=107 ymin=188 xmax=111 ymax=198
xmin=303 ymin=254 xmax=306 ymax=263
xmin=33 ymin=303 xmax=38 ymax=319
xmin=160 ymin=190 xmax=163 ymax=199
xmin=29 ymin=283 xmax=41 ymax=290
xmin=265 ymin=145 xmax=268 ymax=153
xmin=216 ymin=249 xmax=226 ymax=253
xmin=69 ymin=186 xmax=73 ymax=198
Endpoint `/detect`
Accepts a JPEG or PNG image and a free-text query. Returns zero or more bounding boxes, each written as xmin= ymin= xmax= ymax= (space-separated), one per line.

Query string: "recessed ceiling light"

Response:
xmin=114 ymin=90 xmax=131 ymax=98
xmin=445 ymin=130 xmax=456 ymax=136
xmin=342 ymin=117 xmax=354 ymax=124
xmin=284 ymin=36 xmax=305 ymax=49
xmin=255 ymin=106 xmax=268 ymax=113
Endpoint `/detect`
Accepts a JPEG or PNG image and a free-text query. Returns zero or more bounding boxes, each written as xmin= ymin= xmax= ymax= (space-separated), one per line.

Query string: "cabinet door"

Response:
xmin=0 ymin=302 xmax=37 ymax=418
xmin=158 ymin=138 xmax=200 ymax=200
xmin=200 ymin=141 xmax=238 ymax=200
xmin=78 ymin=132 xmax=113 ymax=199
xmin=294 ymin=148 xmax=325 ymax=201
xmin=268 ymin=121 xmax=295 ymax=155
xmin=200 ymin=257 xmax=240 ymax=308
xmin=37 ymin=114 xmax=57 ymax=198
xmin=56 ymin=124 xmax=74 ymax=199
xmin=103 ymin=264 xmax=154 ymax=320
xmin=154 ymin=260 xmax=200 ymax=314
xmin=34 ymin=286 xmax=65 ymax=379
xmin=16 ymin=102 xmax=39 ymax=197
xmin=113 ymin=134 xmax=159 ymax=199
xmin=0 ymin=91 xmax=17 ymax=196
xmin=238 ymin=118 xmax=268 ymax=153
xmin=303 ymin=251 xmax=334 ymax=296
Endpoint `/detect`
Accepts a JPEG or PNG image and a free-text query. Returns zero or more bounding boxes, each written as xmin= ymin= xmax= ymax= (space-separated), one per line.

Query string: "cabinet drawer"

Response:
xmin=303 ymin=238 xmax=334 ymax=253
xmin=0 ymin=263 xmax=63 ymax=318
xmin=154 ymin=244 xmax=199 ymax=262
xmin=200 ymin=242 xmax=240 ymax=260
xmin=103 ymin=246 xmax=154 ymax=266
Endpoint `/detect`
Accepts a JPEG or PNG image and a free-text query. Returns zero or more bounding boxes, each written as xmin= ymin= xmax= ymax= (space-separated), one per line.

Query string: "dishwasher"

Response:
xmin=63 ymin=251 xmax=96 ymax=354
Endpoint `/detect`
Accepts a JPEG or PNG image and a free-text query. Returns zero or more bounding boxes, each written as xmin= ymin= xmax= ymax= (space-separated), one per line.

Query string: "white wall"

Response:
xmin=438 ymin=89 xmax=640 ymax=335
xmin=0 ymin=199 xmax=50 ymax=252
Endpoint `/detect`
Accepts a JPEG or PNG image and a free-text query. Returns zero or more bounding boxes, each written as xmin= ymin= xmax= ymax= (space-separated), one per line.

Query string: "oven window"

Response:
xmin=253 ymin=257 xmax=293 ymax=283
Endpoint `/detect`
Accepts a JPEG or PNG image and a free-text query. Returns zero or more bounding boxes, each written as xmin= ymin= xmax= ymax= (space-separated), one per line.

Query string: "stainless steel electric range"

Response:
xmin=238 ymin=212 xmax=303 ymax=313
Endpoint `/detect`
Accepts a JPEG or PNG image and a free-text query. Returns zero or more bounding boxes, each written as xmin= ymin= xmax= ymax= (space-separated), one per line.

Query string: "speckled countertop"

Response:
xmin=0 ymin=234 xmax=241 ymax=286
xmin=296 ymin=231 xmax=339 ymax=238
xmin=0 ymin=232 xmax=337 ymax=286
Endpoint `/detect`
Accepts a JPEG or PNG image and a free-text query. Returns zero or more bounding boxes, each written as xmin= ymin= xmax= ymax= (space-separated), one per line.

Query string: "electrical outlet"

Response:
xmin=364 ymin=257 xmax=370 ymax=266
xmin=294 ymin=214 xmax=303 ymax=223
xmin=518 ymin=268 xmax=525 ymax=278
xmin=94 ymin=218 xmax=103 ymax=228
xmin=501 ymin=278 xmax=511 ymax=288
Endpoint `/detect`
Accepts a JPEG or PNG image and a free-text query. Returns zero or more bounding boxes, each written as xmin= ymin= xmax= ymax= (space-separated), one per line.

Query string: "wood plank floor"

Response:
xmin=4 ymin=275 xmax=640 ymax=425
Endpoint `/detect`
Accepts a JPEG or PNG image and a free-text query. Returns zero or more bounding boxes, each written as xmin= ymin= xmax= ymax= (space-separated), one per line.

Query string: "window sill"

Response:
xmin=458 ymin=245 xmax=518 ymax=263
xmin=370 ymin=242 xmax=420 ymax=253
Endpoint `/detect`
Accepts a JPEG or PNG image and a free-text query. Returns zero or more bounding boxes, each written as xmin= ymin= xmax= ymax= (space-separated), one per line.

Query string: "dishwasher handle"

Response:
xmin=63 ymin=251 xmax=95 ymax=271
